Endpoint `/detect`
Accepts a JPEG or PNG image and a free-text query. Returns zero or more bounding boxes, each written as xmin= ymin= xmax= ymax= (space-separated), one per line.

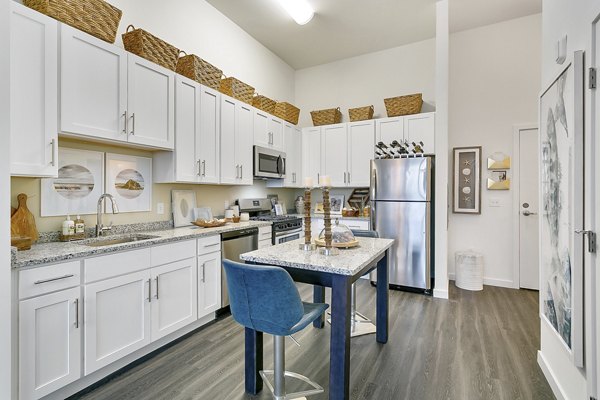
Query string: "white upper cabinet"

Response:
xmin=10 ymin=2 xmax=58 ymax=177
xmin=375 ymin=112 xmax=435 ymax=154
xmin=126 ymin=55 xmax=175 ymax=149
xmin=198 ymin=85 xmax=221 ymax=183
xmin=347 ymin=120 xmax=375 ymax=187
xmin=302 ymin=127 xmax=322 ymax=185
xmin=220 ymin=95 xmax=253 ymax=185
xmin=60 ymin=24 xmax=127 ymax=143
xmin=236 ymin=102 xmax=254 ymax=185
xmin=268 ymin=116 xmax=284 ymax=151
xmin=219 ymin=96 xmax=237 ymax=184
xmin=283 ymin=123 xmax=302 ymax=187
xmin=322 ymin=123 xmax=348 ymax=187
xmin=254 ymin=109 xmax=284 ymax=151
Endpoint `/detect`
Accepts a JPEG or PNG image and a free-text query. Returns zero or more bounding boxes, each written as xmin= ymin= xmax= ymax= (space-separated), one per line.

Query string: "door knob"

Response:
xmin=522 ymin=210 xmax=537 ymax=216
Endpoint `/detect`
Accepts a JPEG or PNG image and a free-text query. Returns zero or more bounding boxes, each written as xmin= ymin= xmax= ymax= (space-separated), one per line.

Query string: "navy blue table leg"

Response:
xmin=313 ymin=285 xmax=326 ymax=328
xmin=245 ymin=327 xmax=263 ymax=394
xmin=329 ymin=274 xmax=352 ymax=400
xmin=376 ymin=250 xmax=389 ymax=344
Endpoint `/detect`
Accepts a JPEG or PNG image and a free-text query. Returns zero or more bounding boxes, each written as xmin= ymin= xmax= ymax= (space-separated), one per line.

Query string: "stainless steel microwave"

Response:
xmin=254 ymin=146 xmax=286 ymax=179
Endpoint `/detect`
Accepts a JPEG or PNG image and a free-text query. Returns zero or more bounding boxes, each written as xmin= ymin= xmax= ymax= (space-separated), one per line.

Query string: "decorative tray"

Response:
xmin=192 ymin=219 xmax=227 ymax=228
xmin=314 ymin=238 xmax=359 ymax=249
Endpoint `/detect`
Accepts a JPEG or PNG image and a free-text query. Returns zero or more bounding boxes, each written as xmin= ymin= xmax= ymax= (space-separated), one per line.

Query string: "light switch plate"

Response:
xmin=157 ymin=203 xmax=165 ymax=215
xmin=489 ymin=197 xmax=501 ymax=207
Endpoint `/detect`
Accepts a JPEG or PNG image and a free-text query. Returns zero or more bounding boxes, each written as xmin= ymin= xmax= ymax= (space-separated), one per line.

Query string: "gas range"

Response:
xmin=237 ymin=198 xmax=303 ymax=245
xmin=251 ymin=215 xmax=303 ymax=232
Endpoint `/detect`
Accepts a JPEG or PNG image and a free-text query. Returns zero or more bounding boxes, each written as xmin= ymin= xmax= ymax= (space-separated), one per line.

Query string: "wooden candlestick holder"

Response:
xmin=319 ymin=186 xmax=338 ymax=256
xmin=299 ymin=187 xmax=316 ymax=251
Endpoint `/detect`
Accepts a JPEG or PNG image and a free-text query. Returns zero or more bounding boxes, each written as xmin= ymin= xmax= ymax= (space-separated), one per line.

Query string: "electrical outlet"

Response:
xmin=157 ymin=203 xmax=165 ymax=215
xmin=489 ymin=197 xmax=501 ymax=207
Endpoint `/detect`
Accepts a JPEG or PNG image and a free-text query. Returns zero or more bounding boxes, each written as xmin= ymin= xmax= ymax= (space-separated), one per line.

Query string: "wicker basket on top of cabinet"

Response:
xmin=311 ymin=107 xmax=342 ymax=126
xmin=219 ymin=77 xmax=255 ymax=105
xmin=176 ymin=53 xmax=223 ymax=90
xmin=348 ymin=105 xmax=374 ymax=122
xmin=253 ymin=95 xmax=277 ymax=114
xmin=274 ymin=102 xmax=300 ymax=125
xmin=122 ymin=25 xmax=180 ymax=71
xmin=383 ymin=93 xmax=423 ymax=117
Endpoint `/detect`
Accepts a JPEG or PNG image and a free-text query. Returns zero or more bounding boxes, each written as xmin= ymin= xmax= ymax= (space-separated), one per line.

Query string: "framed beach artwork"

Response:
xmin=539 ymin=51 xmax=584 ymax=367
xmin=105 ymin=153 xmax=153 ymax=213
xmin=330 ymin=195 xmax=345 ymax=215
xmin=452 ymin=146 xmax=481 ymax=214
xmin=41 ymin=148 xmax=104 ymax=216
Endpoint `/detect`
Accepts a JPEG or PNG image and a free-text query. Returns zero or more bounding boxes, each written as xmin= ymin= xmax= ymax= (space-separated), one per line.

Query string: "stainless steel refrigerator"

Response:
xmin=370 ymin=157 xmax=434 ymax=291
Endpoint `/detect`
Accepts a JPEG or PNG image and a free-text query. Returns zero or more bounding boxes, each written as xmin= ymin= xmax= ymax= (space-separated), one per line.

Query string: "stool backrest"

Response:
xmin=223 ymin=259 xmax=304 ymax=335
xmin=351 ymin=229 xmax=379 ymax=238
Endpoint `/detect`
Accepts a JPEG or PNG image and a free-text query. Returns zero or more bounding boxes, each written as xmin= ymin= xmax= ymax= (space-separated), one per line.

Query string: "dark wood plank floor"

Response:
xmin=75 ymin=282 xmax=554 ymax=400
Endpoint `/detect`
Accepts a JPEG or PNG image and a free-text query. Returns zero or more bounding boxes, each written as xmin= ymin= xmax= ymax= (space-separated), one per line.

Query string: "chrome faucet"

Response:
xmin=97 ymin=193 xmax=119 ymax=237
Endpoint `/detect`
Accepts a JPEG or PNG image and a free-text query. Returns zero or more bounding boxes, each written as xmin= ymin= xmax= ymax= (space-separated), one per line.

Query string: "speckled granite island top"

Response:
xmin=13 ymin=221 xmax=271 ymax=269
xmin=240 ymin=237 xmax=394 ymax=276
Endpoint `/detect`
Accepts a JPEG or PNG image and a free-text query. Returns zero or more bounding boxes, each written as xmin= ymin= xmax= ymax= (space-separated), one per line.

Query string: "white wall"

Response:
xmin=108 ymin=0 xmax=295 ymax=102
xmin=447 ymin=14 xmax=542 ymax=287
xmin=294 ymin=38 xmax=436 ymax=127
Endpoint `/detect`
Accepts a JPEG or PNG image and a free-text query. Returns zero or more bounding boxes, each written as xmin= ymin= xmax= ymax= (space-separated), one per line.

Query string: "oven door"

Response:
xmin=274 ymin=228 xmax=302 ymax=245
xmin=254 ymin=146 xmax=286 ymax=179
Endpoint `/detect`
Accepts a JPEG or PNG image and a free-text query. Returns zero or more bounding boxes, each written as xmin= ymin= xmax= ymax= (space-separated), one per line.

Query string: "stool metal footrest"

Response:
xmin=260 ymin=369 xmax=324 ymax=400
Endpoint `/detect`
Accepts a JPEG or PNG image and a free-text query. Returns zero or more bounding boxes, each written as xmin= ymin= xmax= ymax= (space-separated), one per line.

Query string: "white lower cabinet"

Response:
xmin=19 ymin=287 xmax=81 ymax=400
xmin=197 ymin=251 xmax=222 ymax=318
xmin=151 ymin=258 xmax=198 ymax=340
xmin=84 ymin=270 xmax=151 ymax=375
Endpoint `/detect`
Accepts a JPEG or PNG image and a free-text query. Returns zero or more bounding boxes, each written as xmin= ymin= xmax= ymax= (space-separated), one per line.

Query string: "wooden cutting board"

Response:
xmin=11 ymin=193 xmax=39 ymax=242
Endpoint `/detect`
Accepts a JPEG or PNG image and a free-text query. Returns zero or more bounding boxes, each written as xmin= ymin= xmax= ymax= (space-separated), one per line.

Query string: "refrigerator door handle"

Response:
xmin=371 ymin=201 xmax=376 ymax=231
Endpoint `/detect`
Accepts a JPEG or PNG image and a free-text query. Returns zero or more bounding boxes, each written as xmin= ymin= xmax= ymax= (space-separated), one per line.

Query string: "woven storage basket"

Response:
xmin=253 ymin=95 xmax=277 ymax=114
xmin=274 ymin=102 xmax=300 ymax=125
xmin=122 ymin=25 xmax=179 ymax=71
xmin=348 ymin=105 xmax=374 ymax=122
xmin=384 ymin=93 xmax=423 ymax=117
xmin=219 ymin=77 xmax=255 ymax=105
xmin=311 ymin=108 xmax=342 ymax=126
xmin=176 ymin=52 xmax=222 ymax=90
xmin=24 ymin=0 xmax=122 ymax=43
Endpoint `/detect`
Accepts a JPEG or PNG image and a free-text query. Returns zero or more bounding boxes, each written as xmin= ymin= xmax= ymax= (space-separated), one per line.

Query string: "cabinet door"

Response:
xmin=404 ymin=113 xmax=435 ymax=154
xmin=253 ymin=109 xmax=270 ymax=148
xmin=127 ymin=55 xmax=175 ymax=149
xmin=322 ymin=123 xmax=348 ymax=187
xmin=19 ymin=287 xmax=81 ymax=400
xmin=198 ymin=252 xmax=222 ymax=318
xmin=198 ymin=85 xmax=220 ymax=183
xmin=348 ymin=120 xmax=375 ymax=187
xmin=236 ymin=102 xmax=254 ymax=185
xmin=174 ymin=76 xmax=200 ymax=183
xmin=219 ymin=96 xmax=237 ymax=184
xmin=151 ymin=258 xmax=198 ymax=341
xmin=269 ymin=116 xmax=284 ymax=151
xmin=84 ymin=270 xmax=151 ymax=375
xmin=283 ymin=123 xmax=296 ymax=187
xmin=10 ymin=3 xmax=58 ymax=177
xmin=60 ymin=24 xmax=127 ymax=142
xmin=302 ymin=127 xmax=322 ymax=185
xmin=375 ymin=117 xmax=403 ymax=147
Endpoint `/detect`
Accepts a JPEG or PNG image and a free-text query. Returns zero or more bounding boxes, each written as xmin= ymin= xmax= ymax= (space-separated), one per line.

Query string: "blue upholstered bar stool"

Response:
xmin=223 ymin=259 xmax=329 ymax=400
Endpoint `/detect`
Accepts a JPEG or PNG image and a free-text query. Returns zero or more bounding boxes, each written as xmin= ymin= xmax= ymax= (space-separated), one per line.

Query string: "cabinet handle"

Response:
xmin=122 ymin=111 xmax=128 ymax=134
xmin=51 ymin=139 xmax=57 ymax=166
xmin=155 ymin=277 xmax=159 ymax=299
xmin=235 ymin=165 xmax=240 ymax=179
xmin=197 ymin=160 xmax=202 ymax=176
xmin=240 ymin=165 xmax=243 ymax=180
xmin=202 ymin=160 xmax=206 ymax=176
xmin=344 ymin=172 xmax=347 ymax=183
xmin=74 ymin=298 xmax=79 ymax=329
xmin=201 ymin=262 xmax=206 ymax=283
xmin=317 ymin=173 xmax=320 ymax=185
xmin=147 ymin=278 xmax=152 ymax=302
xmin=204 ymin=242 xmax=220 ymax=247
xmin=130 ymin=113 xmax=136 ymax=135
xmin=34 ymin=274 xmax=74 ymax=285
xmin=347 ymin=172 xmax=350 ymax=183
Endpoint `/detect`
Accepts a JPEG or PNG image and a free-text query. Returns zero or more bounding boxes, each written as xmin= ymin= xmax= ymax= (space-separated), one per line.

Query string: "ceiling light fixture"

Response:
xmin=275 ymin=0 xmax=314 ymax=25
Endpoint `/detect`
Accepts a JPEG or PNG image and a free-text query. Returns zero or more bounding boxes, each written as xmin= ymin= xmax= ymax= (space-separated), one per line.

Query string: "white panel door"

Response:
xmin=60 ymin=24 xmax=127 ymax=142
xmin=253 ymin=109 xmax=270 ymax=148
xmin=174 ymin=76 xmax=200 ymax=183
xmin=198 ymin=252 xmax=222 ymax=318
xmin=127 ymin=55 xmax=175 ymax=149
xmin=236 ymin=102 xmax=254 ymax=185
xmin=348 ymin=120 xmax=375 ymax=187
xmin=10 ymin=3 xmax=58 ymax=177
xmin=284 ymin=123 xmax=301 ymax=187
xmin=375 ymin=117 xmax=403 ymax=147
xmin=404 ymin=113 xmax=435 ymax=154
xmin=220 ymin=96 xmax=237 ymax=184
xmin=84 ymin=270 xmax=151 ymax=375
xmin=19 ymin=287 xmax=81 ymax=400
xmin=302 ymin=127 xmax=322 ymax=185
xmin=151 ymin=258 xmax=198 ymax=340
xmin=269 ymin=116 xmax=284 ymax=151
xmin=323 ymin=123 xmax=348 ymax=187
xmin=198 ymin=85 xmax=220 ymax=183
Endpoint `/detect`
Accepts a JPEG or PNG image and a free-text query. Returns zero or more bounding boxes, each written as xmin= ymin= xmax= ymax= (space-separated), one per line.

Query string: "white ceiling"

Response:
xmin=206 ymin=0 xmax=541 ymax=70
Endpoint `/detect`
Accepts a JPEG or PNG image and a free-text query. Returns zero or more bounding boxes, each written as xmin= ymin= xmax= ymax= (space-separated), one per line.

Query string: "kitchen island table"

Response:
xmin=240 ymin=237 xmax=394 ymax=400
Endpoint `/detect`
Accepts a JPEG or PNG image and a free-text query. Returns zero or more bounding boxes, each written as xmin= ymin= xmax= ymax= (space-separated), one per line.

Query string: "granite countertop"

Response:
xmin=13 ymin=221 xmax=271 ymax=269
xmin=289 ymin=213 xmax=371 ymax=222
xmin=240 ymin=237 xmax=394 ymax=276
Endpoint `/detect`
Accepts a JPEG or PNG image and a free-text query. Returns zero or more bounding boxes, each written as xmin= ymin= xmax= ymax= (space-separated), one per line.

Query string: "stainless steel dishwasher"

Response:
xmin=221 ymin=227 xmax=258 ymax=307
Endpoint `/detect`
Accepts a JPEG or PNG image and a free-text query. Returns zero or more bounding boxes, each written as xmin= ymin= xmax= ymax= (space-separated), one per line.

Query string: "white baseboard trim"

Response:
xmin=433 ymin=288 xmax=448 ymax=299
xmin=537 ymin=350 xmax=566 ymax=400
xmin=448 ymin=273 xmax=515 ymax=289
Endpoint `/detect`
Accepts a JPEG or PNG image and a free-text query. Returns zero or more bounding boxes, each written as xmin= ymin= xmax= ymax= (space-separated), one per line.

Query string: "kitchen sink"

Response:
xmin=84 ymin=234 xmax=160 ymax=247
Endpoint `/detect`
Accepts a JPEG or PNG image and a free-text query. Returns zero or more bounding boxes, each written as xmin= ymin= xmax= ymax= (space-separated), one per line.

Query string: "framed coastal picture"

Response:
xmin=41 ymin=148 xmax=105 ymax=216
xmin=105 ymin=153 xmax=152 ymax=213
xmin=452 ymin=146 xmax=481 ymax=214
xmin=330 ymin=195 xmax=345 ymax=215
xmin=539 ymin=51 xmax=584 ymax=367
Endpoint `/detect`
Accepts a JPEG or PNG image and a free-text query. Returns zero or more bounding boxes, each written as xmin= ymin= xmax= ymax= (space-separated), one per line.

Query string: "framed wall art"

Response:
xmin=172 ymin=190 xmax=196 ymax=228
xmin=105 ymin=153 xmax=153 ymax=213
xmin=41 ymin=148 xmax=105 ymax=216
xmin=330 ymin=195 xmax=345 ymax=215
xmin=539 ymin=51 xmax=584 ymax=367
xmin=452 ymin=146 xmax=481 ymax=214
